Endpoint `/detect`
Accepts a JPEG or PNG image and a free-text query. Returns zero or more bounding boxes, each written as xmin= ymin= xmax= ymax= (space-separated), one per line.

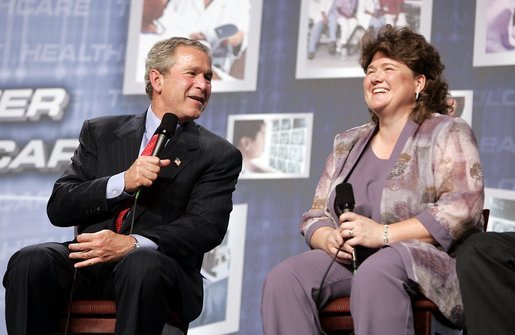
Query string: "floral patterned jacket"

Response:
xmin=301 ymin=113 xmax=484 ymax=327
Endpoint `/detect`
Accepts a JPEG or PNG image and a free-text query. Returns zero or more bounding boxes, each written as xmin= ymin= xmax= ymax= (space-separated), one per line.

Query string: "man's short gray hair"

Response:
xmin=144 ymin=37 xmax=211 ymax=99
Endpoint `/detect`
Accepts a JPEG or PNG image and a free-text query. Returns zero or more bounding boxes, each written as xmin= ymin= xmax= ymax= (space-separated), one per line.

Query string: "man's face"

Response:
xmin=155 ymin=46 xmax=213 ymax=123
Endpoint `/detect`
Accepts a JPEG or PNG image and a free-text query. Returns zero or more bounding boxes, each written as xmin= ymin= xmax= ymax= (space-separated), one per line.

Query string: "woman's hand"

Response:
xmin=338 ymin=212 xmax=384 ymax=249
xmin=310 ymin=227 xmax=353 ymax=264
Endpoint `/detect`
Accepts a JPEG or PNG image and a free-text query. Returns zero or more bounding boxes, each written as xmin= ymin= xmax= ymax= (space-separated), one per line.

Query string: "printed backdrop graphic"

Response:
xmin=296 ymin=0 xmax=434 ymax=78
xmin=1 ymin=1 xmax=515 ymax=335
xmin=124 ymin=0 xmax=263 ymax=93
xmin=227 ymin=113 xmax=314 ymax=179
xmin=473 ymin=0 xmax=515 ymax=66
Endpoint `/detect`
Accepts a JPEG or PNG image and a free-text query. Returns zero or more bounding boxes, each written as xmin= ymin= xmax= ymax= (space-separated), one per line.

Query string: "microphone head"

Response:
xmin=156 ymin=113 xmax=179 ymax=137
xmin=334 ymin=182 xmax=355 ymax=215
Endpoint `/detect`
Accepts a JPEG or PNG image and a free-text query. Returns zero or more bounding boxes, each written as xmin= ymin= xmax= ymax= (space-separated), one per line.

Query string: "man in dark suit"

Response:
xmin=457 ymin=231 xmax=515 ymax=335
xmin=2 ymin=37 xmax=242 ymax=335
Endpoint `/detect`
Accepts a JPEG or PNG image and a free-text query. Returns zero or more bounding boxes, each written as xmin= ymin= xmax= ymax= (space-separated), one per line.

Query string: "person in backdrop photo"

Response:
xmin=3 ymin=37 xmax=242 ymax=335
xmin=456 ymin=226 xmax=515 ymax=334
xmin=160 ymin=0 xmax=250 ymax=79
xmin=334 ymin=0 xmax=358 ymax=59
xmin=307 ymin=0 xmax=338 ymax=59
xmin=261 ymin=25 xmax=484 ymax=335
xmin=141 ymin=0 xmax=169 ymax=34
xmin=358 ymin=0 xmax=386 ymax=31
xmin=380 ymin=0 xmax=408 ymax=27
xmin=233 ymin=119 xmax=274 ymax=174
xmin=485 ymin=0 xmax=515 ymax=52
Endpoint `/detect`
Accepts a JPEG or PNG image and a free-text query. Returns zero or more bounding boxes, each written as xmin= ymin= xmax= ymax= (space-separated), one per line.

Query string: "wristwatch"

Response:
xmin=131 ymin=235 xmax=140 ymax=249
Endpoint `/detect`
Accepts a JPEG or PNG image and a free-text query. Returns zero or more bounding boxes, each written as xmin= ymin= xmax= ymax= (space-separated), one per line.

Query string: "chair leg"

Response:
xmin=414 ymin=309 xmax=432 ymax=335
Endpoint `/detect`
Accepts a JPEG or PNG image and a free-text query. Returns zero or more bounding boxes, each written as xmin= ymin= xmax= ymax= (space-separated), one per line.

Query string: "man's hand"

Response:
xmin=68 ymin=230 xmax=137 ymax=268
xmin=124 ymin=156 xmax=171 ymax=193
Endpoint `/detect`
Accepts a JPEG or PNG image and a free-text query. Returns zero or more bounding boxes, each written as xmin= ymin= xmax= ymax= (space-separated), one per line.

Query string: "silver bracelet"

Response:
xmin=383 ymin=224 xmax=389 ymax=246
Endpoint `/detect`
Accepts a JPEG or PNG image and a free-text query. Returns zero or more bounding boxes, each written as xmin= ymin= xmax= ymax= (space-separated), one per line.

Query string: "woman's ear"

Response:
xmin=415 ymin=74 xmax=426 ymax=94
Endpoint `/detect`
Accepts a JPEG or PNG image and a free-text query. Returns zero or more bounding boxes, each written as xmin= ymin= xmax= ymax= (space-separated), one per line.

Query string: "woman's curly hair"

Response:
xmin=359 ymin=25 xmax=452 ymax=124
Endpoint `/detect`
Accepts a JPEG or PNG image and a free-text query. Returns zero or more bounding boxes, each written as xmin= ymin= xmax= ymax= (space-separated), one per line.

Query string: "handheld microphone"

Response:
xmin=315 ymin=182 xmax=357 ymax=316
xmin=130 ymin=113 xmax=179 ymax=234
xmin=334 ymin=182 xmax=378 ymax=272
xmin=134 ymin=113 xmax=178 ymax=198
xmin=151 ymin=113 xmax=179 ymax=157
xmin=334 ymin=182 xmax=355 ymax=216
xmin=334 ymin=182 xmax=357 ymax=273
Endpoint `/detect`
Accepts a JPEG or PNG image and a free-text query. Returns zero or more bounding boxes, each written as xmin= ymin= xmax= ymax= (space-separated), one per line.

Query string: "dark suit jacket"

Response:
xmin=47 ymin=112 xmax=242 ymax=317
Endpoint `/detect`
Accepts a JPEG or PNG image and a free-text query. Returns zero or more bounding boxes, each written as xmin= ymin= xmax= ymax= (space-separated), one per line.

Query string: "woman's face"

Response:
xmin=363 ymin=52 xmax=422 ymax=119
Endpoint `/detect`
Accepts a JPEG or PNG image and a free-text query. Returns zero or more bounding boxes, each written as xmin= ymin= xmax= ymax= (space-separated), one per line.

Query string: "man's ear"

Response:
xmin=149 ymin=69 xmax=163 ymax=94
xmin=239 ymin=137 xmax=252 ymax=150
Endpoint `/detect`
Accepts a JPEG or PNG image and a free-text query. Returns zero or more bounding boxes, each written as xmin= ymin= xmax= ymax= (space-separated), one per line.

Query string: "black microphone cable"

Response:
xmin=314 ymin=244 xmax=343 ymax=335
xmin=63 ymin=113 xmax=178 ymax=334
xmin=127 ymin=112 xmax=178 ymax=236
xmin=63 ymin=267 xmax=78 ymax=335
xmin=62 ymin=166 xmax=143 ymax=335
xmin=314 ymin=182 xmax=355 ymax=335
xmin=128 ymin=191 xmax=140 ymax=235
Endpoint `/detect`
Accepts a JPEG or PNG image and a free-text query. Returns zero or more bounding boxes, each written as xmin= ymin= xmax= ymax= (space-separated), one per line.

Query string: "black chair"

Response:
xmin=56 ymin=299 xmax=188 ymax=334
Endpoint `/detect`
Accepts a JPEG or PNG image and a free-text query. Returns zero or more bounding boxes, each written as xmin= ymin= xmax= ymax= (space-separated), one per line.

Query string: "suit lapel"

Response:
xmin=109 ymin=113 xmax=146 ymax=173
xmin=158 ymin=120 xmax=200 ymax=180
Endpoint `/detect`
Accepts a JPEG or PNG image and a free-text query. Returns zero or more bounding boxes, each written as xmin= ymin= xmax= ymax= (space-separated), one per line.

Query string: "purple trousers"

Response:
xmin=261 ymin=246 xmax=416 ymax=335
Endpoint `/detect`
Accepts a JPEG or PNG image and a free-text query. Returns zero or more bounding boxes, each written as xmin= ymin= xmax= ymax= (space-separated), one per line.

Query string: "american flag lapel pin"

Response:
xmin=174 ymin=157 xmax=181 ymax=166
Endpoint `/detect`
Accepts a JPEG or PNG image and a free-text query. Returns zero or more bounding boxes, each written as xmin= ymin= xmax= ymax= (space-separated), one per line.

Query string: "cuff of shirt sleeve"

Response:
xmin=130 ymin=234 xmax=158 ymax=249
xmin=304 ymin=220 xmax=337 ymax=248
xmin=415 ymin=210 xmax=453 ymax=252
xmin=106 ymin=172 xmax=126 ymax=199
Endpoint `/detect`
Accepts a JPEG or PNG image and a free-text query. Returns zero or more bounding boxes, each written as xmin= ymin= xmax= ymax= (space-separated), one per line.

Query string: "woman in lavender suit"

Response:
xmin=261 ymin=25 xmax=484 ymax=335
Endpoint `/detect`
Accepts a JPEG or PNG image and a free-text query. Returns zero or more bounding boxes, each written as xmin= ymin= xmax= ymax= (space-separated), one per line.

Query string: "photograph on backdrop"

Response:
xmin=123 ymin=0 xmax=263 ymax=94
xmin=296 ymin=0 xmax=434 ymax=79
xmin=485 ymin=188 xmax=515 ymax=232
xmin=188 ymin=204 xmax=247 ymax=335
xmin=449 ymin=90 xmax=474 ymax=126
xmin=473 ymin=0 xmax=515 ymax=67
xmin=227 ymin=113 xmax=314 ymax=179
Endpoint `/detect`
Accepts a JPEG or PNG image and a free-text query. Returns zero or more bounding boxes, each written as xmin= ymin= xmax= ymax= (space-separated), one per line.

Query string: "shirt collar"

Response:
xmin=145 ymin=105 xmax=161 ymax=136
xmin=140 ymin=106 xmax=162 ymax=152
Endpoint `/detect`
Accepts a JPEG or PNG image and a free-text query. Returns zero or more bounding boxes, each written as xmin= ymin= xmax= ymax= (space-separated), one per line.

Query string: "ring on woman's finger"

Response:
xmin=348 ymin=229 xmax=353 ymax=236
